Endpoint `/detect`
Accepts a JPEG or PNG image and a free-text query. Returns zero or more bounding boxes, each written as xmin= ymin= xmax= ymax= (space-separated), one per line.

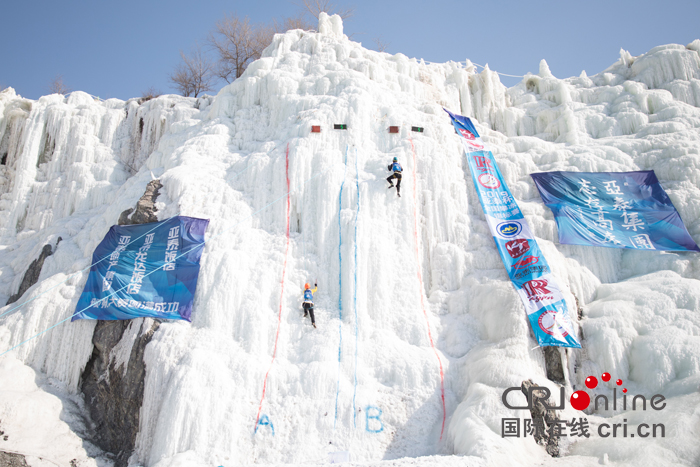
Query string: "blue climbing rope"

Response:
xmin=334 ymin=144 xmax=348 ymax=428
xmin=352 ymin=147 xmax=360 ymax=428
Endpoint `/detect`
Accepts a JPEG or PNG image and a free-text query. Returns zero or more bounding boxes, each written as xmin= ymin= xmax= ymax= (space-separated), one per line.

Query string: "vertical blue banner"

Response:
xmin=530 ymin=171 xmax=699 ymax=252
xmin=73 ymin=216 xmax=209 ymax=321
xmin=446 ymin=110 xmax=580 ymax=348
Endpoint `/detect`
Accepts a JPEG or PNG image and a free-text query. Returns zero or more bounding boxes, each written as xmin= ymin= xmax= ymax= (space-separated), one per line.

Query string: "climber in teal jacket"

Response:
xmin=303 ymin=282 xmax=318 ymax=328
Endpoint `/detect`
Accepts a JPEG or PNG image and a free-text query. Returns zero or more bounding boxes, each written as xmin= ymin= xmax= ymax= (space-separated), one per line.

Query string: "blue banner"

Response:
xmin=530 ymin=171 xmax=699 ymax=252
xmin=446 ymin=110 xmax=580 ymax=348
xmin=73 ymin=216 xmax=209 ymax=321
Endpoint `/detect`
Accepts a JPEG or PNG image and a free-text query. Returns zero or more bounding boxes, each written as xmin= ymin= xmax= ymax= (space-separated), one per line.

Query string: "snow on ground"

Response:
xmin=1 ymin=13 xmax=699 ymax=467
xmin=0 ymin=356 xmax=110 ymax=467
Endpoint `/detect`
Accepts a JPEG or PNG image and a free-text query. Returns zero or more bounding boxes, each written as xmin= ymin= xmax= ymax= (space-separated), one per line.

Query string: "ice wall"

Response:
xmin=0 ymin=12 xmax=699 ymax=467
xmin=0 ymin=88 xmax=207 ymax=389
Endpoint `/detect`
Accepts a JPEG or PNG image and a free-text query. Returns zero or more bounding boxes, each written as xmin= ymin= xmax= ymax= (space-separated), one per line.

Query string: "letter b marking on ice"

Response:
xmin=365 ymin=406 xmax=384 ymax=433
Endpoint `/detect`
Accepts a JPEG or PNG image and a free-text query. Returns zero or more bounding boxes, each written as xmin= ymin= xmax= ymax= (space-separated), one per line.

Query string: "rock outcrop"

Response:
xmin=6 ymin=238 xmax=61 ymax=305
xmin=0 ymin=451 xmax=29 ymax=467
xmin=521 ymin=379 xmax=561 ymax=457
xmin=79 ymin=180 xmax=163 ymax=467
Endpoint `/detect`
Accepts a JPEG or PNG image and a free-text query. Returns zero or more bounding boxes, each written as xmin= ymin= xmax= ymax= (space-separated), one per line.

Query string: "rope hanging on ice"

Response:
xmin=334 ymin=144 xmax=349 ymax=429
xmin=470 ymin=62 xmax=526 ymax=78
xmin=409 ymin=134 xmax=447 ymax=440
xmin=254 ymin=143 xmax=292 ymax=433
xmin=0 ymin=224 xmax=158 ymax=320
xmin=417 ymin=58 xmax=526 ymax=79
xmin=352 ymin=146 xmax=360 ymax=428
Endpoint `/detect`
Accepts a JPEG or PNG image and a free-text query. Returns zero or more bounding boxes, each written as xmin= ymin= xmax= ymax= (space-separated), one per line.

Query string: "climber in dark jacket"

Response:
xmin=386 ymin=157 xmax=403 ymax=197
xmin=303 ymin=282 xmax=318 ymax=328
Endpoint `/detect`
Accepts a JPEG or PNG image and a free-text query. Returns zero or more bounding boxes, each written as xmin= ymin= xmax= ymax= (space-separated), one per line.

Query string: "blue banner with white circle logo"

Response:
xmin=446 ymin=110 xmax=580 ymax=348
xmin=530 ymin=171 xmax=699 ymax=252
xmin=72 ymin=216 xmax=209 ymax=321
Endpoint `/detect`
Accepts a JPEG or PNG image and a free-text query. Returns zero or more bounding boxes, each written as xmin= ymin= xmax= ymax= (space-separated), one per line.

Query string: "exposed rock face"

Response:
xmin=118 ymin=179 xmax=162 ymax=225
xmin=544 ymin=294 xmax=585 ymax=385
xmin=0 ymin=419 xmax=27 ymax=465
xmin=79 ymin=180 xmax=163 ymax=467
xmin=80 ymin=319 xmax=159 ymax=466
xmin=0 ymin=451 xmax=30 ymax=467
xmin=521 ymin=379 xmax=561 ymax=457
xmin=543 ymin=346 xmax=565 ymax=385
xmin=6 ymin=238 xmax=61 ymax=305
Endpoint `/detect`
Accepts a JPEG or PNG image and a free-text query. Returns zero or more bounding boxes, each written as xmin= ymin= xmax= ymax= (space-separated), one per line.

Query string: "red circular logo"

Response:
xmin=537 ymin=311 xmax=569 ymax=337
xmin=478 ymin=173 xmax=500 ymax=189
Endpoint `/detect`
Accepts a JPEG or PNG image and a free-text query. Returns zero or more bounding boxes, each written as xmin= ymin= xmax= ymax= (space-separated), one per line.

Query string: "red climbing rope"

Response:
xmin=410 ymin=136 xmax=446 ymax=439
xmin=254 ymin=143 xmax=291 ymax=432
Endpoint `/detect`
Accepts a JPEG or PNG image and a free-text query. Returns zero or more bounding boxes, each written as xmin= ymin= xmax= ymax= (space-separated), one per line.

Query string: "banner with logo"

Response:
xmin=530 ymin=171 xmax=699 ymax=252
xmin=73 ymin=216 xmax=209 ymax=321
xmin=446 ymin=110 xmax=580 ymax=348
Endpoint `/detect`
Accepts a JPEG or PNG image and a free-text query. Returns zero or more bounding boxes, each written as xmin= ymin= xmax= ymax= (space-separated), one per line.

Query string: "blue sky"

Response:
xmin=2 ymin=0 xmax=699 ymax=100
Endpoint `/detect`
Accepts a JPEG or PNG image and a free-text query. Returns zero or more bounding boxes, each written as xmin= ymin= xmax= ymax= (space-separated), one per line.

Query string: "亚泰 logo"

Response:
xmin=497 ymin=222 xmax=522 ymax=238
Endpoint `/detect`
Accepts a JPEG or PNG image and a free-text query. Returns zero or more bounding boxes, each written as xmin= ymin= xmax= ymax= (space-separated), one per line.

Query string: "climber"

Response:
xmin=303 ymin=282 xmax=318 ymax=328
xmin=386 ymin=157 xmax=403 ymax=197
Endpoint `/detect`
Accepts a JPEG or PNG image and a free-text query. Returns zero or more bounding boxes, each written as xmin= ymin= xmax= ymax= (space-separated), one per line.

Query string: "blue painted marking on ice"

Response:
xmin=334 ymin=144 xmax=348 ymax=428
xmin=255 ymin=414 xmax=274 ymax=436
xmin=353 ymin=147 xmax=360 ymax=428
xmin=365 ymin=406 xmax=384 ymax=433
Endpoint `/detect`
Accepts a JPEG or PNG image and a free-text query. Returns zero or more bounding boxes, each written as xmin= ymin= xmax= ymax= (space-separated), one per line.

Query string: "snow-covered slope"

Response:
xmin=1 ymin=13 xmax=699 ymax=467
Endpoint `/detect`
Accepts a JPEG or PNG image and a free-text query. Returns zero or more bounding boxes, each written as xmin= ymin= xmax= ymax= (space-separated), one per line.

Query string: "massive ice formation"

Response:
xmin=0 ymin=12 xmax=699 ymax=467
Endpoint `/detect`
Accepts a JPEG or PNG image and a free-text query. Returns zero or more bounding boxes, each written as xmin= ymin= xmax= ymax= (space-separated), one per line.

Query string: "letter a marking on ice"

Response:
xmin=255 ymin=414 xmax=275 ymax=436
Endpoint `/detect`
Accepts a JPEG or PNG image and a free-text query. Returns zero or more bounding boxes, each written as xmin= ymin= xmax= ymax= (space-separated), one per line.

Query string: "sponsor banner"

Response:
xmin=515 ymin=274 xmax=564 ymax=314
xmin=73 ymin=215 xmax=209 ymax=321
xmin=485 ymin=216 xmax=535 ymax=242
xmin=530 ymin=171 xmax=699 ymax=252
xmin=446 ymin=109 xmax=580 ymax=348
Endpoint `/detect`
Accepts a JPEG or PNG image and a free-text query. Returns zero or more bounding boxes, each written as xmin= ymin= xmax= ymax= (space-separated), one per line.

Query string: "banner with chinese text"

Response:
xmin=446 ymin=110 xmax=580 ymax=348
xmin=530 ymin=171 xmax=699 ymax=252
xmin=73 ymin=216 xmax=209 ymax=321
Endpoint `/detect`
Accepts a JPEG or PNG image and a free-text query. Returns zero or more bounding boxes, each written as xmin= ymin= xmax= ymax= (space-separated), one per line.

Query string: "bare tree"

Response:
xmin=273 ymin=14 xmax=314 ymax=33
xmin=373 ymin=37 xmax=390 ymax=52
xmin=297 ymin=0 xmax=354 ymax=20
xmin=169 ymin=47 xmax=215 ymax=97
xmin=140 ymin=86 xmax=163 ymax=102
xmin=203 ymin=12 xmax=316 ymax=85
xmin=48 ymin=74 xmax=72 ymax=95
xmin=208 ymin=14 xmax=274 ymax=84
